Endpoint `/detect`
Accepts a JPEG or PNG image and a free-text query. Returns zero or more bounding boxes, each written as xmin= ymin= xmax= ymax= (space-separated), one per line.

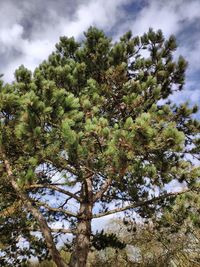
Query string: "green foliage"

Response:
xmin=0 ymin=27 xmax=199 ymax=265
xmin=92 ymin=230 xmax=126 ymax=251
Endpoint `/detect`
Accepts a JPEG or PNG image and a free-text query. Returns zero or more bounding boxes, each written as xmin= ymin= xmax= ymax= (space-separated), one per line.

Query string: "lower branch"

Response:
xmin=25 ymin=184 xmax=81 ymax=202
xmin=35 ymin=200 xmax=78 ymax=218
xmin=93 ymin=189 xmax=190 ymax=219
xmin=26 ymin=227 xmax=74 ymax=234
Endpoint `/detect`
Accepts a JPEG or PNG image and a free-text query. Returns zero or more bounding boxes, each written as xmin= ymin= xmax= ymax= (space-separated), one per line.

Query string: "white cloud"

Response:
xmin=1 ymin=36 xmax=55 ymax=81
xmin=60 ymin=0 xmax=130 ymax=37
xmin=0 ymin=24 xmax=23 ymax=46
xmin=0 ymin=0 xmax=131 ymax=81
xmin=178 ymin=39 xmax=200 ymax=73
xmin=116 ymin=0 xmax=200 ymax=37
xmin=0 ymin=1 xmax=23 ymax=27
xmin=132 ymin=2 xmax=180 ymax=36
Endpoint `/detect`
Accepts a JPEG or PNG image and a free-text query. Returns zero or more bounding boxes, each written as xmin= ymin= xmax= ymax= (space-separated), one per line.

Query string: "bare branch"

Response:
xmin=93 ymin=189 xmax=190 ymax=219
xmin=35 ymin=200 xmax=78 ymax=218
xmin=24 ymin=184 xmax=81 ymax=202
xmin=29 ymin=227 xmax=75 ymax=234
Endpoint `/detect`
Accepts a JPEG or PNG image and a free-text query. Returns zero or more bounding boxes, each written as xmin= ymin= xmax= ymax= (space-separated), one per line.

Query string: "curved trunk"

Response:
xmin=11 ymin=179 xmax=68 ymax=267
xmin=2 ymin=156 xmax=68 ymax=267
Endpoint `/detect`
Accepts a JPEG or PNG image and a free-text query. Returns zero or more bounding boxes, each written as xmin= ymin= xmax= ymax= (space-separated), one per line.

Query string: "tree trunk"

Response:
xmin=69 ymin=177 xmax=93 ymax=267
xmin=69 ymin=203 xmax=92 ymax=267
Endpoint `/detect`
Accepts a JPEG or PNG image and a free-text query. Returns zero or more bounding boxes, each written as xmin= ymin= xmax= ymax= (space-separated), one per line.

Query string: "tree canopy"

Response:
xmin=0 ymin=27 xmax=199 ymax=267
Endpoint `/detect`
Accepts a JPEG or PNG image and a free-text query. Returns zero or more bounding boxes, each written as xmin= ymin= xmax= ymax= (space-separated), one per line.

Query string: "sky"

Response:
xmin=0 ymin=0 xmax=200 ymax=109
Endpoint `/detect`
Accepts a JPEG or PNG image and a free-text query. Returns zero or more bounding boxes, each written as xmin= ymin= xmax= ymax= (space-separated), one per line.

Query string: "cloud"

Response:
xmin=114 ymin=0 xmax=200 ymax=37
xmin=0 ymin=24 xmax=23 ymax=52
xmin=0 ymin=0 xmax=130 ymax=82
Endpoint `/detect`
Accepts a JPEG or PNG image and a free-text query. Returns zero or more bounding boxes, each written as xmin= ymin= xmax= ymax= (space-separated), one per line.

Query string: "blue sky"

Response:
xmin=0 ymin=0 xmax=200 ymax=110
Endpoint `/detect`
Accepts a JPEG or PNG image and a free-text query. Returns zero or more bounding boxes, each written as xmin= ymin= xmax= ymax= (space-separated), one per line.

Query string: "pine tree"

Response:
xmin=0 ymin=27 xmax=199 ymax=267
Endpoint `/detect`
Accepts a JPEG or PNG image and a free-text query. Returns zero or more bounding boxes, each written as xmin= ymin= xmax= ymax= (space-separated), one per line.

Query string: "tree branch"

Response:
xmin=29 ymin=227 xmax=75 ymax=234
xmin=93 ymin=177 xmax=112 ymax=202
xmin=2 ymin=154 xmax=68 ymax=267
xmin=35 ymin=200 xmax=78 ymax=218
xmin=45 ymin=158 xmax=78 ymax=177
xmin=24 ymin=184 xmax=81 ymax=202
xmin=93 ymin=189 xmax=190 ymax=218
xmin=0 ymin=199 xmax=23 ymax=217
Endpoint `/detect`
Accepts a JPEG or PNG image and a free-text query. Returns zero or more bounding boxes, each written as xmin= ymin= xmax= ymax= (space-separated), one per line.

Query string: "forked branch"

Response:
xmin=93 ymin=177 xmax=112 ymax=202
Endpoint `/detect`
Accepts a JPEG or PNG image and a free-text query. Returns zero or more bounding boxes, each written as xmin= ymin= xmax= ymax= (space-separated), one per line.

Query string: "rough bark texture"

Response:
xmin=69 ymin=177 xmax=93 ymax=267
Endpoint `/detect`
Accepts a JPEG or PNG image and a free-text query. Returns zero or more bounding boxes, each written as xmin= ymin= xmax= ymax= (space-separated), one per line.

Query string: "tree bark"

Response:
xmin=69 ymin=177 xmax=93 ymax=267
xmin=3 ymin=156 xmax=68 ymax=267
